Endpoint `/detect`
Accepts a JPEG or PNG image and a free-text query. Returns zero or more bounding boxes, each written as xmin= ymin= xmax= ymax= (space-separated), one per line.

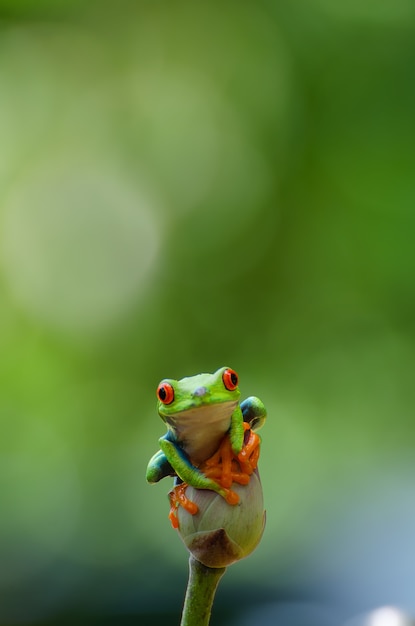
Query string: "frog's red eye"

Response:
xmin=157 ymin=382 xmax=174 ymax=404
xmin=222 ymin=368 xmax=239 ymax=391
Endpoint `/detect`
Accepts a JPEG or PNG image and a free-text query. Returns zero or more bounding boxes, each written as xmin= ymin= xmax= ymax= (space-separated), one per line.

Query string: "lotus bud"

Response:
xmin=171 ymin=468 xmax=265 ymax=569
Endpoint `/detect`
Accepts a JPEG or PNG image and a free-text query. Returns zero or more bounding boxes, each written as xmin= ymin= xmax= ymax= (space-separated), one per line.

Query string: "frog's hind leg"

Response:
xmin=202 ymin=434 xmax=234 ymax=488
xmin=168 ymin=481 xmax=198 ymax=529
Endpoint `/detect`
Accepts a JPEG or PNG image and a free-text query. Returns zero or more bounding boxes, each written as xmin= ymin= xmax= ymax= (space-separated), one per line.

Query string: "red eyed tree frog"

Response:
xmin=146 ymin=366 xmax=266 ymax=521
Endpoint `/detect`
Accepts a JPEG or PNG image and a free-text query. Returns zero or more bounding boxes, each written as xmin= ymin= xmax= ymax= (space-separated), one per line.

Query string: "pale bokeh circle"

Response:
xmin=0 ymin=156 xmax=160 ymax=335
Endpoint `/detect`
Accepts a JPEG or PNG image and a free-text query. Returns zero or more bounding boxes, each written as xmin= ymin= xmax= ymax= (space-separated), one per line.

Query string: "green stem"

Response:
xmin=180 ymin=556 xmax=227 ymax=626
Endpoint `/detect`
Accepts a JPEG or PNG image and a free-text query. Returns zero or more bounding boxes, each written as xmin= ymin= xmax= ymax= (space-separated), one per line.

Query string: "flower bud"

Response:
xmin=172 ymin=469 xmax=265 ymax=568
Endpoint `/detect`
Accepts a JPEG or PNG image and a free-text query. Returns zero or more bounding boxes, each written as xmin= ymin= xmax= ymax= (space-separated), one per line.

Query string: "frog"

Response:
xmin=146 ymin=366 xmax=266 ymax=522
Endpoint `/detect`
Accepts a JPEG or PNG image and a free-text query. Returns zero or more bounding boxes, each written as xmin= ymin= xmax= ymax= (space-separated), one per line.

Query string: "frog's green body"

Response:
xmin=146 ymin=367 xmax=266 ymax=501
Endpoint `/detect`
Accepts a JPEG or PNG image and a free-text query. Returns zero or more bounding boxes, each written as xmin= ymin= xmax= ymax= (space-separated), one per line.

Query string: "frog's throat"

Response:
xmin=166 ymin=400 xmax=238 ymax=466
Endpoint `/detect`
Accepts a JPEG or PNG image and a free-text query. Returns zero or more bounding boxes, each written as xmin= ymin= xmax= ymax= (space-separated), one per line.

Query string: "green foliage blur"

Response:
xmin=1 ymin=1 xmax=414 ymax=624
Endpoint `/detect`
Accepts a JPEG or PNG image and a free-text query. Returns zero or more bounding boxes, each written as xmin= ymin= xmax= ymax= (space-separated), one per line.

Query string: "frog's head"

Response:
xmin=157 ymin=366 xmax=240 ymax=421
xmin=156 ymin=367 xmax=241 ymax=462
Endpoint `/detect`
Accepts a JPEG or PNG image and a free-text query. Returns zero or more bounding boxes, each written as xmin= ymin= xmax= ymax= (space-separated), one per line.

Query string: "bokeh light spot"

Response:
xmin=368 ymin=607 xmax=413 ymax=626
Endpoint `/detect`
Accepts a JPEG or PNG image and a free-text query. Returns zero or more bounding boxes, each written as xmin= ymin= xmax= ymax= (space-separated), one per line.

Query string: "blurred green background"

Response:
xmin=1 ymin=1 xmax=415 ymax=624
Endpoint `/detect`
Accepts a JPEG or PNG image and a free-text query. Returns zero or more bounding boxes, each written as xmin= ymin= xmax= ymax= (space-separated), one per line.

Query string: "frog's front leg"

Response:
xmin=228 ymin=405 xmax=245 ymax=456
xmin=159 ymin=433 xmax=238 ymax=504
xmin=241 ymin=396 xmax=267 ymax=431
xmin=146 ymin=449 xmax=175 ymax=484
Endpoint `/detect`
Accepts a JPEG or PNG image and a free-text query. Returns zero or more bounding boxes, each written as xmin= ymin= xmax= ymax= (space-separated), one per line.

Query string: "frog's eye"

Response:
xmin=222 ymin=368 xmax=239 ymax=391
xmin=157 ymin=382 xmax=175 ymax=404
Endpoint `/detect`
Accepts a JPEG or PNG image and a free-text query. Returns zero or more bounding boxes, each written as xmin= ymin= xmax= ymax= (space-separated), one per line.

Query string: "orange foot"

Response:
xmin=168 ymin=483 xmax=198 ymax=529
xmin=237 ymin=423 xmax=261 ymax=475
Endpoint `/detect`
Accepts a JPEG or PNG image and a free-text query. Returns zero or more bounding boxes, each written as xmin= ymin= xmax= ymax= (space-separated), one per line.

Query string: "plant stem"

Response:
xmin=180 ymin=555 xmax=227 ymax=626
